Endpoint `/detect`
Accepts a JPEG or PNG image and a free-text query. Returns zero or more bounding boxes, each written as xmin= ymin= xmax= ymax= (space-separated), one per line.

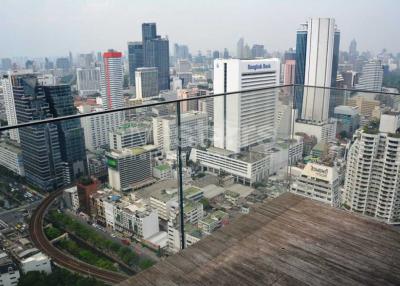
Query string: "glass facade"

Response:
xmin=127 ymin=42 xmax=144 ymax=86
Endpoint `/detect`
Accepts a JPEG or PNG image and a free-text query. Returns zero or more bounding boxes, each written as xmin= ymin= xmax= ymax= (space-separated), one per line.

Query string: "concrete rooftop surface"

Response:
xmin=119 ymin=192 xmax=400 ymax=286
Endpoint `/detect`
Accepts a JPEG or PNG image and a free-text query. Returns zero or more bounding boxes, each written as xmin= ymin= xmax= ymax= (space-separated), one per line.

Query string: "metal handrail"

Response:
xmin=0 ymin=84 xmax=398 ymax=132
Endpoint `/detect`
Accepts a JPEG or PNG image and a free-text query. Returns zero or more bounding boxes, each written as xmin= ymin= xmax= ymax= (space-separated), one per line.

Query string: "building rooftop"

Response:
xmin=154 ymin=164 xmax=170 ymax=172
xmin=120 ymin=193 xmax=400 ymax=286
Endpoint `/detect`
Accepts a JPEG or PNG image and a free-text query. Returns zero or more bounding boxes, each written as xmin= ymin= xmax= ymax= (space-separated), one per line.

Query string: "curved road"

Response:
xmin=29 ymin=190 xmax=128 ymax=284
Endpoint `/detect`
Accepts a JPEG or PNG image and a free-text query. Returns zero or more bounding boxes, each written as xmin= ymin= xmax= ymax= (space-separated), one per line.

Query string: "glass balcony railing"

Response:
xmin=0 ymin=84 xmax=399 ymax=284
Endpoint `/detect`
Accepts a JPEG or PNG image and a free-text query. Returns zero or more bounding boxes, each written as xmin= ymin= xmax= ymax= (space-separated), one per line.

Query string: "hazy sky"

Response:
xmin=1 ymin=0 xmax=399 ymax=58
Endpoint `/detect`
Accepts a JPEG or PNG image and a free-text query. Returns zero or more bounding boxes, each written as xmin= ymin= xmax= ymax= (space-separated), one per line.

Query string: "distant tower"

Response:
xmin=236 ymin=38 xmax=244 ymax=59
xmin=142 ymin=23 xmax=170 ymax=90
xmin=127 ymin=42 xmax=144 ymax=86
xmin=100 ymin=50 xmax=124 ymax=110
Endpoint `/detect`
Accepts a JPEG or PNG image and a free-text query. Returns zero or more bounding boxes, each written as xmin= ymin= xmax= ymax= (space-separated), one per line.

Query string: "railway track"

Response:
xmin=29 ymin=190 xmax=128 ymax=284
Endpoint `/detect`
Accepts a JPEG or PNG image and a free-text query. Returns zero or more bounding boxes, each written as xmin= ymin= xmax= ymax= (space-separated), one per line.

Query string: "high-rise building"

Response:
xmin=0 ymin=140 xmax=24 ymax=176
xmin=344 ymin=113 xmax=400 ymax=224
xmin=135 ymin=67 xmax=159 ymax=99
xmin=142 ymin=23 xmax=157 ymax=42
xmin=1 ymin=58 xmax=12 ymax=71
xmin=283 ymin=59 xmax=296 ymax=85
xmin=251 ymin=44 xmax=265 ymax=58
xmin=13 ymin=74 xmax=64 ymax=191
xmin=106 ymin=146 xmax=153 ymax=192
xmin=355 ymin=60 xmax=383 ymax=92
xmin=333 ymin=105 xmax=360 ymax=137
xmin=56 ymin=57 xmax=70 ymax=70
xmin=223 ymin=48 xmax=229 ymax=59
xmin=76 ymin=67 xmax=101 ymax=97
xmin=142 ymin=23 xmax=170 ymax=90
xmin=174 ymin=44 xmax=189 ymax=60
xmin=43 ymin=85 xmax=87 ymax=183
xmin=81 ymin=112 xmax=124 ymax=151
xmin=348 ymin=39 xmax=358 ymax=65
xmin=213 ymin=58 xmax=280 ymax=153
xmin=109 ymin=122 xmax=152 ymax=150
xmin=236 ymin=38 xmax=244 ymax=59
xmin=1 ymin=73 xmax=20 ymax=142
xmin=294 ymin=18 xmax=340 ymax=119
xmin=152 ymin=111 xmax=208 ymax=153
xmin=100 ymin=50 xmax=124 ymax=110
xmin=127 ymin=42 xmax=144 ymax=86
xmin=213 ymin=50 xmax=220 ymax=59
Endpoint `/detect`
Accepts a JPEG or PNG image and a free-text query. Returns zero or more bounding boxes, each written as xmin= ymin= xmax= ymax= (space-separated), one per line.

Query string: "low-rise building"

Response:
xmin=198 ymin=210 xmax=228 ymax=235
xmin=62 ymin=186 xmax=80 ymax=212
xmin=0 ymin=252 xmax=19 ymax=286
xmin=153 ymin=164 xmax=172 ymax=180
xmin=167 ymin=222 xmax=202 ymax=254
xmin=290 ymin=162 xmax=341 ymax=207
xmin=20 ymin=252 xmax=52 ymax=275
xmin=224 ymin=190 xmax=242 ymax=205
xmin=190 ymin=147 xmax=269 ymax=186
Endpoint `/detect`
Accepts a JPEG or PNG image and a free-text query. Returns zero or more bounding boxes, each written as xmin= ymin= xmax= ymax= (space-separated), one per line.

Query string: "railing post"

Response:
xmin=176 ymin=101 xmax=185 ymax=250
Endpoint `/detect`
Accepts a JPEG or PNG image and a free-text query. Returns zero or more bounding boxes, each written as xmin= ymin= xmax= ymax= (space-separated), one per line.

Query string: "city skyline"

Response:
xmin=1 ymin=0 xmax=400 ymax=58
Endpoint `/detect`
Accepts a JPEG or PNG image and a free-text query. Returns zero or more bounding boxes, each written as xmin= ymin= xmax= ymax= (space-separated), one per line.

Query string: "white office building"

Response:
xmin=344 ymin=112 xmax=400 ymax=224
xmin=213 ymin=58 xmax=280 ymax=153
xmin=355 ymin=60 xmax=383 ymax=92
xmin=291 ymin=162 xmax=341 ymax=207
xmin=81 ymin=111 xmax=124 ymax=151
xmin=100 ymin=50 xmax=124 ymax=110
xmin=135 ymin=67 xmax=159 ymax=99
xmin=1 ymin=73 xmax=19 ymax=142
xmin=0 ymin=140 xmax=24 ymax=176
xmin=106 ymin=147 xmax=153 ymax=192
xmin=294 ymin=119 xmax=337 ymax=143
xmin=301 ymin=18 xmax=339 ymax=122
xmin=76 ymin=67 xmax=101 ymax=96
xmin=190 ymin=146 xmax=269 ymax=185
xmin=153 ymin=111 xmax=208 ymax=153
xmin=109 ymin=122 xmax=152 ymax=150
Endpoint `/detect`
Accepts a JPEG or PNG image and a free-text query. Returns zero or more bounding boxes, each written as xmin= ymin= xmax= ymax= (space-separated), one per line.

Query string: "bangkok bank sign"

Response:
xmin=247 ymin=63 xmax=271 ymax=71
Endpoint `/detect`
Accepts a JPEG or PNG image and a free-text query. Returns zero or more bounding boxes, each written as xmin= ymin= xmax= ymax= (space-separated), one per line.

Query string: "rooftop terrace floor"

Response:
xmin=120 ymin=193 xmax=400 ymax=286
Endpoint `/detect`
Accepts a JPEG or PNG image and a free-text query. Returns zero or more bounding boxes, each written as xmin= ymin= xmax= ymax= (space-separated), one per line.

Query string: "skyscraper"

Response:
xmin=142 ymin=23 xmax=170 ymax=90
xmin=283 ymin=60 xmax=296 ymax=85
xmin=213 ymin=58 xmax=280 ymax=152
xmin=142 ymin=23 xmax=157 ymax=42
xmin=135 ymin=67 xmax=159 ymax=99
xmin=294 ymin=18 xmax=340 ymax=120
xmin=76 ymin=67 xmax=101 ymax=97
xmin=236 ymin=38 xmax=244 ymax=59
xmin=355 ymin=60 xmax=383 ymax=92
xmin=251 ymin=44 xmax=265 ymax=58
xmin=44 ymin=85 xmax=87 ymax=183
xmin=13 ymin=74 xmax=64 ymax=191
xmin=348 ymin=39 xmax=358 ymax=65
xmin=344 ymin=113 xmax=400 ymax=224
xmin=127 ymin=42 xmax=144 ymax=86
xmin=1 ymin=73 xmax=20 ymax=142
xmin=100 ymin=50 xmax=124 ymax=110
